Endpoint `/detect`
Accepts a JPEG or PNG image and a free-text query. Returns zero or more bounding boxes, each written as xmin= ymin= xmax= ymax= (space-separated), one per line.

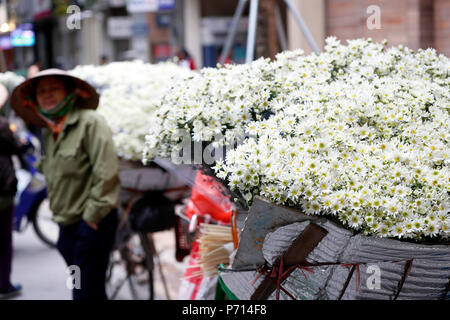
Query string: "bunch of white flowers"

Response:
xmin=214 ymin=38 xmax=449 ymax=241
xmin=70 ymin=60 xmax=195 ymax=161
xmin=143 ymin=58 xmax=276 ymax=161
xmin=0 ymin=72 xmax=24 ymax=117
xmin=0 ymin=71 xmax=25 ymax=92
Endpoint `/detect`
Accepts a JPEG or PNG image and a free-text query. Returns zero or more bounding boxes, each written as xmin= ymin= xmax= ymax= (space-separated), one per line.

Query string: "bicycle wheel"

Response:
xmin=106 ymin=232 xmax=154 ymax=300
xmin=31 ymin=198 xmax=58 ymax=248
xmin=137 ymin=232 xmax=154 ymax=300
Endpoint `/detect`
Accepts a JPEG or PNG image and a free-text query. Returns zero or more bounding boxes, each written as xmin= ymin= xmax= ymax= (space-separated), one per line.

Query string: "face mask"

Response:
xmin=37 ymin=92 xmax=78 ymax=119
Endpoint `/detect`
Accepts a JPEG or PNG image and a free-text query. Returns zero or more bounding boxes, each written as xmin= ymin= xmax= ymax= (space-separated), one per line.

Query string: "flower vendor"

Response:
xmin=10 ymin=69 xmax=120 ymax=300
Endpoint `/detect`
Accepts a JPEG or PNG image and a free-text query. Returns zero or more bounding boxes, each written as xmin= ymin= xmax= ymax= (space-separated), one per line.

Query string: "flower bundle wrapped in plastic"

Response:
xmin=214 ymin=38 xmax=449 ymax=241
xmin=70 ymin=61 xmax=195 ymax=161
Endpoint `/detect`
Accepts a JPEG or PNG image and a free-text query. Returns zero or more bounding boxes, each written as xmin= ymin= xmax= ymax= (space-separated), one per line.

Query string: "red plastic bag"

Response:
xmin=185 ymin=172 xmax=233 ymax=225
xmin=178 ymin=241 xmax=203 ymax=299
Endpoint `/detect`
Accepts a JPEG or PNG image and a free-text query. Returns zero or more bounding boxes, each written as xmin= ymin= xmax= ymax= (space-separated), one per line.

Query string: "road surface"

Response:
xmin=10 ymin=207 xmax=188 ymax=300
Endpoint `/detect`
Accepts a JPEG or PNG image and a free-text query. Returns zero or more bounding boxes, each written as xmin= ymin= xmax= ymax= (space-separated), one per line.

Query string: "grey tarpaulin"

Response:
xmin=220 ymin=197 xmax=450 ymax=300
xmin=119 ymin=158 xmax=197 ymax=191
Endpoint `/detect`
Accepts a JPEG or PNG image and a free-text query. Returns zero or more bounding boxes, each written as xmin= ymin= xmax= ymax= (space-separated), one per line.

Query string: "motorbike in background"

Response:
xmin=9 ymin=117 xmax=58 ymax=248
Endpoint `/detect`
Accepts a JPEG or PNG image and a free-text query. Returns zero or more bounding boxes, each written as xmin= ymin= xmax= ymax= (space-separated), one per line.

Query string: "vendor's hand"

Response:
xmin=86 ymin=221 xmax=98 ymax=231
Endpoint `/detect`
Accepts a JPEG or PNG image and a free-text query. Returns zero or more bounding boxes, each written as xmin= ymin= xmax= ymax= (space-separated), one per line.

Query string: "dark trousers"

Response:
xmin=0 ymin=205 xmax=13 ymax=291
xmin=56 ymin=209 xmax=118 ymax=300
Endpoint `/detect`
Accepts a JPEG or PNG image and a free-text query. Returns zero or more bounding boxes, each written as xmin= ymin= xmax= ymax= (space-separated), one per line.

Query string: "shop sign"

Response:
xmin=131 ymin=22 xmax=149 ymax=37
xmin=11 ymin=24 xmax=35 ymax=47
xmin=158 ymin=0 xmax=175 ymax=10
xmin=107 ymin=17 xmax=133 ymax=38
xmin=153 ymin=43 xmax=171 ymax=59
xmin=0 ymin=36 xmax=12 ymax=50
xmin=127 ymin=0 xmax=174 ymax=13
xmin=156 ymin=14 xmax=171 ymax=27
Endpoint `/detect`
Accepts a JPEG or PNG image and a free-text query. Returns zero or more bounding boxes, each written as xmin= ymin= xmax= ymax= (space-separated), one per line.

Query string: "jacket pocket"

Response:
xmin=57 ymin=147 xmax=84 ymax=178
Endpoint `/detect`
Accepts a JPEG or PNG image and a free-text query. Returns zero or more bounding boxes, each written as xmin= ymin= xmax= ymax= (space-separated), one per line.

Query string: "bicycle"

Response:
xmin=106 ymin=160 xmax=194 ymax=300
xmin=106 ymin=223 xmax=158 ymax=299
xmin=106 ymin=189 xmax=160 ymax=300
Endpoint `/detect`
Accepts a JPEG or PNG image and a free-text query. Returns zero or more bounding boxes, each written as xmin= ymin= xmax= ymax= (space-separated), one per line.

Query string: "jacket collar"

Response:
xmin=50 ymin=107 xmax=80 ymax=150
xmin=64 ymin=106 xmax=81 ymax=127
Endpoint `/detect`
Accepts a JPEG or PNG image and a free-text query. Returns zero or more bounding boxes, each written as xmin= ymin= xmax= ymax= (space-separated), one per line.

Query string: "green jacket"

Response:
xmin=41 ymin=107 xmax=120 ymax=226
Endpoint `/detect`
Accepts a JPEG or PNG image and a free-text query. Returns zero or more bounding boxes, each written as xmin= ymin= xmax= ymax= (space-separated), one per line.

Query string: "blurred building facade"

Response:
xmin=181 ymin=0 xmax=450 ymax=68
xmin=0 ymin=0 xmax=448 ymax=72
xmin=326 ymin=0 xmax=449 ymax=55
xmin=1 ymin=0 xmax=181 ymax=71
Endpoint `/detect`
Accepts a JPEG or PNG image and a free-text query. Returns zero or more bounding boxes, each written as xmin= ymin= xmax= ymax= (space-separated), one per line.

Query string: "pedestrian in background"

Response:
xmin=26 ymin=61 xmax=41 ymax=79
xmin=0 ymin=83 xmax=22 ymax=299
xmin=176 ymin=48 xmax=196 ymax=70
xmin=11 ymin=69 xmax=120 ymax=300
xmin=99 ymin=55 xmax=108 ymax=65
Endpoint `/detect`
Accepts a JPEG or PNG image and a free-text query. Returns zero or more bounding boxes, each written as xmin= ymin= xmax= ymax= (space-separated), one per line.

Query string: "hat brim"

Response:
xmin=10 ymin=69 xmax=99 ymax=127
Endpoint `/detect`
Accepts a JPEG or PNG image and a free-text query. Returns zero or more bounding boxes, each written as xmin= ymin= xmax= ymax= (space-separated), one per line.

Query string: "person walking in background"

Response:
xmin=176 ymin=48 xmax=197 ymax=70
xmin=26 ymin=61 xmax=41 ymax=79
xmin=0 ymin=83 xmax=22 ymax=300
xmin=99 ymin=55 xmax=108 ymax=65
xmin=10 ymin=69 xmax=120 ymax=300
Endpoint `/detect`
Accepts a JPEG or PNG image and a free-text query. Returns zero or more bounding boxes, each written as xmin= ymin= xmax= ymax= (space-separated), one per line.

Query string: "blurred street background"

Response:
xmin=11 ymin=209 xmax=70 ymax=300
xmin=10 ymin=200 xmax=188 ymax=300
xmin=0 ymin=0 xmax=448 ymax=73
